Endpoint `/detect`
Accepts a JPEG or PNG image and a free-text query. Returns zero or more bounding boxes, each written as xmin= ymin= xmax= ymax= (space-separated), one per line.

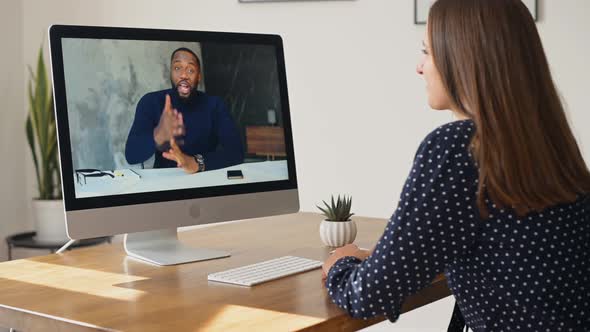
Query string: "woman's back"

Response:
xmin=322 ymin=1 xmax=590 ymax=330
xmin=425 ymin=120 xmax=590 ymax=331
xmin=451 ymin=188 xmax=590 ymax=330
xmin=324 ymin=120 xmax=590 ymax=331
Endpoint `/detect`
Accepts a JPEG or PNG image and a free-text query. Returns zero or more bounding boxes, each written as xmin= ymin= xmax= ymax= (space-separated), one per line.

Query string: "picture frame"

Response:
xmin=414 ymin=0 xmax=435 ymax=25
xmin=239 ymin=0 xmax=353 ymax=2
xmin=414 ymin=0 xmax=538 ymax=25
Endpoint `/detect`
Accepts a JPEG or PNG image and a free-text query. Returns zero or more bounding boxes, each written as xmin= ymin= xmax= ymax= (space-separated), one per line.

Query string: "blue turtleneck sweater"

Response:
xmin=125 ymin=89 xmax=244 ymax=170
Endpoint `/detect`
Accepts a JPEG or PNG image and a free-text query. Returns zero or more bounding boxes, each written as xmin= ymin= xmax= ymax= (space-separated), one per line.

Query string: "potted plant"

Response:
xmin=26 ymin=46 xmax=66 ymax=243
xmin=317 ymin=195 xmax=357 ymax=247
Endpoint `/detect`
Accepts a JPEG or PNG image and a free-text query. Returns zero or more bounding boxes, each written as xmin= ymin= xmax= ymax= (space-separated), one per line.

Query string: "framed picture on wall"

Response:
xmin=414 ymin=0 xmax=435 ymax=25
xmin=240 ymin=0 xmax=354 ymax=2
xmin=521 ymin=0 xmax=539 ymax=21
xmin=414 ymin=0 xmax=538 ymax=25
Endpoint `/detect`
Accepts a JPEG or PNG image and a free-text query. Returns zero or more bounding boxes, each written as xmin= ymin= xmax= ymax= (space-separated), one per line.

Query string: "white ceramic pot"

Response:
xmin=32 ymin=199 xmax=69 ymax=243
xmin=319 ymin=219 xmax=357 ymax=247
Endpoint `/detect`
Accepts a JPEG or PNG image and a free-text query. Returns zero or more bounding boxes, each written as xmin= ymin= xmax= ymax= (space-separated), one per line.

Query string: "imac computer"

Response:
xmin=49 ymin=25 xmax=299 ymax=265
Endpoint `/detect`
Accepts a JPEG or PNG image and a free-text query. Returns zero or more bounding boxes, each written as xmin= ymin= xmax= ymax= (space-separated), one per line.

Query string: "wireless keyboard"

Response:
xmin=208 ymin=256 xmax=323 ymax=287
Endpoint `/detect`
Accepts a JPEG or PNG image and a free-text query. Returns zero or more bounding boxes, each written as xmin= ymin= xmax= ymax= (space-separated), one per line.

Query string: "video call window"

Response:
xmin=61 ymin=39 xmax=289 ymax=198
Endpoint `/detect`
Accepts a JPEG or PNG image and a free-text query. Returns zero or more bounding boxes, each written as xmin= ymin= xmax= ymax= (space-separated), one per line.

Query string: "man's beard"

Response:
xmin=171 ymin=79 xmax=198 ymax=103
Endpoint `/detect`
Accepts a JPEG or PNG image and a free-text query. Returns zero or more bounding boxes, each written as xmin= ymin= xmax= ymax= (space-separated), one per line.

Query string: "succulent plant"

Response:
xmin=317 ymin=195 xmax=354 ymax=222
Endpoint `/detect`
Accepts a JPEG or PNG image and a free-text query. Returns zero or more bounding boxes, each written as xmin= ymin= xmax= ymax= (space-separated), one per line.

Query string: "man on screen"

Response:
xmin=125 ymin=47 xmax=244 ymax=173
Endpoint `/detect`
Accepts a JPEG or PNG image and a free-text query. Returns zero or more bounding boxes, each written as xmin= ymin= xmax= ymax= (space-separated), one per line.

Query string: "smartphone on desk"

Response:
xmin=227 ymin=170 xmax=244 ymax=180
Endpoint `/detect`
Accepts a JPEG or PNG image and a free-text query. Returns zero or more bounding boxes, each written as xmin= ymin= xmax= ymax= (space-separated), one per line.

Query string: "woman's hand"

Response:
xmin=321 ymin=244 xmax=372 ymax=281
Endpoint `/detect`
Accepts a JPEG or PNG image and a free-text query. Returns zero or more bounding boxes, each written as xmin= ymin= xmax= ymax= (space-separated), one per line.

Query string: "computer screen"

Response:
xmin=49 ymin=25 xmax=299 ymax=265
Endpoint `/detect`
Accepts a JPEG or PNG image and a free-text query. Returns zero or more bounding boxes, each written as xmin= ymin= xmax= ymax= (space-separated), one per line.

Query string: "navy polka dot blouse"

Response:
xmin=326 ymin=120 xmax=590 ymax=331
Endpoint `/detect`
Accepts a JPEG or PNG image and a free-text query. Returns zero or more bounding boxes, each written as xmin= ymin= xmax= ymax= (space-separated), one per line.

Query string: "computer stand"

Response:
xmin=123 ymin=228 xmax=230 ymax=266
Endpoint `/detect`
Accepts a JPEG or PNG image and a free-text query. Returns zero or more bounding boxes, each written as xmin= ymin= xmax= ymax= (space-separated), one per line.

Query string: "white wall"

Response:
xmin=538 ymin=0 xmax=590 ymax=152
xmin=10 ymin=0 xmax=590 ymax=330
xmin=0 ymin=0 xmax=26 ymax=262
xmin=21 ymin=0 xmax=590 ymax=221
xmin=21 ymin=0 xmax=455 ymax=222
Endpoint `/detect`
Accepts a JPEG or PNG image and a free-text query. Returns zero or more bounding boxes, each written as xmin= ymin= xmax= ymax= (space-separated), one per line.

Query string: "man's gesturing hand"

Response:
xmin=154 ymin=94 xmax=185 ymax=150
xmin=162 ymin=138 xmax=199 ymax=173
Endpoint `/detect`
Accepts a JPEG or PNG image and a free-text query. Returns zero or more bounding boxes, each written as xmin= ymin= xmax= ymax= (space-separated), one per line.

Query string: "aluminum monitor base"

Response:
xmin=123 ymin=229 xmax=230 ymax=266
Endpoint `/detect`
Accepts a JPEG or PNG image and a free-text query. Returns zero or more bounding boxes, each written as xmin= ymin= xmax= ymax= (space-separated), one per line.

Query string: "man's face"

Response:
xmin=170 ymin=51 xmax=200 ymax=100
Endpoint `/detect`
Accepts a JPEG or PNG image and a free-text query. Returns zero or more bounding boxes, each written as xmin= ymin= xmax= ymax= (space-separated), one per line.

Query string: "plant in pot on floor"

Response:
xmin=26 ymin=46 xmax=66 ymax=243
xmin=317 ymin=195 xmax=357 ymax=247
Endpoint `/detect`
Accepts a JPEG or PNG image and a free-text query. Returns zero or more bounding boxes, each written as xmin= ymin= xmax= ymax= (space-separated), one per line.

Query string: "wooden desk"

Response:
xmin=0 ymin=212 xmax=450 ymax=332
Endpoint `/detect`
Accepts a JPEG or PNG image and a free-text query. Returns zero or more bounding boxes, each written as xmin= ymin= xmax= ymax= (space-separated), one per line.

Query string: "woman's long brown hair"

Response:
xmin=428 ymin=0 xmax=590 ymax=217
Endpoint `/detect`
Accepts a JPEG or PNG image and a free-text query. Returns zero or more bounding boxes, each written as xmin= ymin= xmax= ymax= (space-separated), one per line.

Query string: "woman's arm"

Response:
xmin=325 ymin=121 xmax=481 ymax=322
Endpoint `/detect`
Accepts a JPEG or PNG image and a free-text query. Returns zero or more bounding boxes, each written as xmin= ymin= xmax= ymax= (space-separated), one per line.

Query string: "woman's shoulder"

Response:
xmin=425 ymin=119 xmax=474 ymax=141
xmin=421 ymin=120 xmax=475 ymax=150
xmin=412 ymin=120 xmax=476 ymax=166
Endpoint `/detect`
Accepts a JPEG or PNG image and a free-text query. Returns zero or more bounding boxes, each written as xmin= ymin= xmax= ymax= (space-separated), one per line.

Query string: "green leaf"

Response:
xmin=26 ymin=116 xmax=41 ymax=197
xmin=28 ymin=77 xmax=39 ymax=138
xmin=27 ymin=65 xmax=36 ymax=82
xmin=331 ymin=195 xmax=335 ymax=213
xmin=322 ymin=200 xmax=335 ymax=220
xmin=36 ymin=48 xmax=49 ymax=155
xmin=316 ymin=205 xmax=329 ymax=218
xmin=317 ymin=194 xmax=353 ymax=221
xmin=26 ymin=44 xmax=61 ymax=200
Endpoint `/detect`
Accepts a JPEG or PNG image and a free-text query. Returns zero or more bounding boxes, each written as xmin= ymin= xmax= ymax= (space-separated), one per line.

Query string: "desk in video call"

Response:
xmin=75 ymin=160 xmax=288 ymax=198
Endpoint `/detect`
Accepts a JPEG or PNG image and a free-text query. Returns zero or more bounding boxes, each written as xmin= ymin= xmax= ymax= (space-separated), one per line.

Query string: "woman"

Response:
xmin=322 ymin=0 xmax=590 ymax=331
